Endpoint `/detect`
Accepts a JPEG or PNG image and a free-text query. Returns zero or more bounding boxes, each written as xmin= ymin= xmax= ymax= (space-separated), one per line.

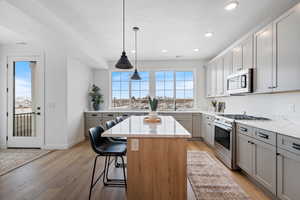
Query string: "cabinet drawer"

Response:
xmin=254 ymin=128 xmax=276 ymax=146
xmin=278 ymin=134 xmax=300 ymax=155
xmin=102 ymin=113 xmax=117 ymax=118
xmin=85 ymin=112 xmax=102 ymax=118
xmin=236 ymin=124 xmax=254 ymax=137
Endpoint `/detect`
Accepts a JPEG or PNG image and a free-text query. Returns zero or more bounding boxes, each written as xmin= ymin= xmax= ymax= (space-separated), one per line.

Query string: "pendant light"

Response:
xmin=115 ymin=0 xmax=133 ymax=69
xmin=131 ymin=27 xmax=141 ymax=80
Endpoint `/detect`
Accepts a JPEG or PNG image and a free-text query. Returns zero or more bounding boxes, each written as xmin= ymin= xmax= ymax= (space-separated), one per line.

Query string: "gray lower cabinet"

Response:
xmin=192 ymin=114 xmax=201 ymax=138
xmin=85 ymin=113 xmax=103 ymax=138
xmin=252 ymin=139 xmax=277 ymax=194
xmin=236 ymin=133 xmax=253 ymax=175
xmin=236 ymin=127 xmax=277 ymax=195
xmin=277 ymin=148 xmax=300 ymax=200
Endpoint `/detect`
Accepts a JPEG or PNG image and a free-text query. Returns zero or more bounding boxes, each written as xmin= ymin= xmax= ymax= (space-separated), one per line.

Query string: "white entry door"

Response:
xmin=7 ymin=56 xmax=44 ymax=148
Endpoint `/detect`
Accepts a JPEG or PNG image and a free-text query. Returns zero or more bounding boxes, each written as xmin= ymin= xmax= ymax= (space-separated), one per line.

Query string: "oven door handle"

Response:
xmin=214 ymin=122 xmax=232 ymax=132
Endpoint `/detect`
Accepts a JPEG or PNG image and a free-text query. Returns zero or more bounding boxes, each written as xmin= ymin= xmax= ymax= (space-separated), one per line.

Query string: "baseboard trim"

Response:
xmin=43 ymin=144 xmax=69 ymax=150
xmin=67 ymin=137 xmax=85 ymax=148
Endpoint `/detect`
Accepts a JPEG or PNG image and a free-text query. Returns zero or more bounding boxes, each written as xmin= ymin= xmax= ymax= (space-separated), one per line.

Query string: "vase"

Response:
xmin=148 ymin=111 xmax=158 ymax=119
xmin=93 ymin=103 xmax=100 ymax=111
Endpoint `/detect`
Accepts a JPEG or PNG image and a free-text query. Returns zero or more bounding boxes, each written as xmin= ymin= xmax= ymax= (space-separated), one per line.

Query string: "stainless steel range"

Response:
xmin=214 ymin=114 xmax=270 ymax=170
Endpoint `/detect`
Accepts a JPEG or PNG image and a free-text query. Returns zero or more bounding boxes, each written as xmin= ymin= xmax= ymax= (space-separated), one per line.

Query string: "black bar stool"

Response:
xmin=88 ymin=126 xmax=127 ymax=200
xmin=116 ymin=116 xmax=124 ymax=123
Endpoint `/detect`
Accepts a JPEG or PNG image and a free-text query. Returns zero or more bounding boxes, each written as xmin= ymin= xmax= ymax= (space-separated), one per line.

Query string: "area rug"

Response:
xmin=0 ymin=149 xmax=51 ymax=176
xmin=187 ymin=151 xmax=251 ymax=200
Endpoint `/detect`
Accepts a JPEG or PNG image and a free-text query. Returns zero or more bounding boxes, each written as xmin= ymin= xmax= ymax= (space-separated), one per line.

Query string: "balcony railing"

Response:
xmin=13 ymin=112 xmax=34 ymax=137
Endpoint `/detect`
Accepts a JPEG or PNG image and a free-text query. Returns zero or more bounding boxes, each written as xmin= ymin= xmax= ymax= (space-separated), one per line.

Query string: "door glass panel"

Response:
xmin=13 ymin=61 xmax=35 ymax=137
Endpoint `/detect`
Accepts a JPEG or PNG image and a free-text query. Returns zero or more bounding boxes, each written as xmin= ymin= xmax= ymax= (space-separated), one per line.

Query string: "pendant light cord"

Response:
xmin=123 ymin=0 xmax=125 ymax=52
xmin=135 ymin=28 xmax=137 ymax=69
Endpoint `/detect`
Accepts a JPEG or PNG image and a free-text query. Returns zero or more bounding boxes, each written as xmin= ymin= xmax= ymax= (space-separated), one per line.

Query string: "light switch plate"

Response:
xmin=131 ymin=139 xmax=139 ymax=151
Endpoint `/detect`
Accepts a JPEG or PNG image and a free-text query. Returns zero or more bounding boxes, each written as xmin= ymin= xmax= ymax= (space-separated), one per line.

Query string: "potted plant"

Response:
xmin=89 ymin=84 xmax=104 ymax=111
xmin=148 ymin=96 xmax=158 ymax=118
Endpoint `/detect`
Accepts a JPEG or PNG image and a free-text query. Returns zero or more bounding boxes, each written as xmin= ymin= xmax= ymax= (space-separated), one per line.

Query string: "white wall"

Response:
xmin=215 ymin=92 xmax=300 ymax=118
xmin=93 ymin=59 xmax=208 ymax=110
xmin=67 ymin=57 xmax=93 ymax=147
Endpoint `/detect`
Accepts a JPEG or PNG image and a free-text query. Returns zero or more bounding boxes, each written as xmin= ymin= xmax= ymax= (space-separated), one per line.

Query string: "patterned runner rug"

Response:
xmin=0 ymin=149 xmax=51 ymax=176
xmin=187 ymin=151 xmax=251 ymax=200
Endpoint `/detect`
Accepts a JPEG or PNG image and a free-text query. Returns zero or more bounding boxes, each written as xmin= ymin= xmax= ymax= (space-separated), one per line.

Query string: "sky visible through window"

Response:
xmin=15 ymin=61 xmax=32 ymax=100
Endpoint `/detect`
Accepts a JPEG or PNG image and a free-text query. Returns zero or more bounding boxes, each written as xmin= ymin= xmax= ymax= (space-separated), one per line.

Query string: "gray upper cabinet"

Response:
xmin=232 ymin=45 xmax=243 ymax=72
xmin=216 ymin=58 xmax=224 ymax=96
xmin=277 ymin=148 xmax=300 ymax=200
xmin=254 ymin=24 xmax=274 ymax=93
xmin=274 ymin=5 xmax=300 ymax=92
xmin=223 ymin=52 xmax=233 ymax=95
xmin=242 ymin=35 xmax=254 ymax=70
xmin=252 ymin=139 xmax=277 ymax=194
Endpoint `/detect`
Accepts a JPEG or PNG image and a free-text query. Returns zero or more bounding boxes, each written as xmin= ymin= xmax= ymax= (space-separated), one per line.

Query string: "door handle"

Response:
xmin=36 ymin=112 xmax=41 ymax=115
xmin=257 ymin=132 xmax=269 ymax=139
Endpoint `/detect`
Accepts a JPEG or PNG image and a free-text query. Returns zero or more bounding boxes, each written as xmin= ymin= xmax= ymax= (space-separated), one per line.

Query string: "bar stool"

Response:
xmin=116 ymin=116 xmax=124 ymax=123
xmin=88 ymin=126 xmax=127 ymax=200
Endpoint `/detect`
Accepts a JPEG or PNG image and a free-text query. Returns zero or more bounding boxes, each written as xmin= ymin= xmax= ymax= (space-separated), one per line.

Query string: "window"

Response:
xmin=111 ymin=71 xmax=194 ymax=110
xmin=175 ymin=72 xmax=194 ymax=109
xmin=155 ymin=72 xmax=175 ymax=110
xmin=131 ymin=72 xmax=149 ymax=109
xmin=111 ymin=71 xmax=149 ymax=109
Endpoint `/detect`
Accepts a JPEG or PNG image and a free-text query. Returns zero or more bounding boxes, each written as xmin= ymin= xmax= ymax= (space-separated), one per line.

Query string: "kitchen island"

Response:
xmin=102 ymin=115 xmax=191 ymax=200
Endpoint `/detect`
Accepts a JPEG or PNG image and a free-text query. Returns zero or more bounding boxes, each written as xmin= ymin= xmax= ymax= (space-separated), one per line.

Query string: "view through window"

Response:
xmin=111 ymin=71 xmax=194 ymax=110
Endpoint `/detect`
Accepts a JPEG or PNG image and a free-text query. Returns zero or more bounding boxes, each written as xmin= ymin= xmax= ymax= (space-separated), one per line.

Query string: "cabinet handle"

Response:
xmin=240 ymin=127 xmax=248 ymax=132
xmin=91 ymin=114 xmax=98 ymax=117
xmin=292 ymin=143 xmax=300 ymax=151
xmin=257 ymin=132 xmax=269 ymax=139
xmin=276 ymin=153 xmax=281 ymax=156
xmin=107 ymin=114 xmax=113 ymax=117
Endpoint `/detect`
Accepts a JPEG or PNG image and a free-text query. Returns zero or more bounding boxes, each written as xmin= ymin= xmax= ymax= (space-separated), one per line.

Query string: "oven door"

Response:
xmin=214 ymin=122 xmax=232 ymax=151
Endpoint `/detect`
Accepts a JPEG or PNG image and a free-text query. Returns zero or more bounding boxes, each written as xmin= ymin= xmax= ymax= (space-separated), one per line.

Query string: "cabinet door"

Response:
xmin=192 ymin=114 xmax=201 ymax=138
xmin=216 ymin=58 xmax=224 ymax=96
xmin=177 ymin=119 xmax=193 ymax=134
xmin=211 ymin=62 xmax=217 ymax=97
xmin=205 ymin=66 xmax=212 ymax=97
xmin=223 ymin=52 xmax=233 ymax=95
xmin=236 ymin=133 xmax=253 ymax=175
xmin=254 ymin=24 xmax=274 ymax=93
xmin=277 ymin=148 xmax=300 ymax=200
xmin=242 ymin=35 xmax=254 ymax=70
xmin=232 ymin=45 xmax=243 ymax=72
xmin=252 ymin=139 xmax=277 ymax=194
xmin=206 ymin=121 xmax=214 ymax=146
xmin=274 ymin=6 xmax=300 ymax=92
xmin=201 ymin=115 xmax=208 ymax=141
xmin=85 ymin=116 xmax=103 ymax=137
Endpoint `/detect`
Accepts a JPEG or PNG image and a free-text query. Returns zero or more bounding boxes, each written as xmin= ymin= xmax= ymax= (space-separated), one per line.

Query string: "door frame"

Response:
xmin=6 ymin=55 xmax=45 ymax=148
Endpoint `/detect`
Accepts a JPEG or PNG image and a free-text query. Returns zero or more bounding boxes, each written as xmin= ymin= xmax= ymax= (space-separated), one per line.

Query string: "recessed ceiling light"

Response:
xmin=16 ymin=42 xmax=27 ymax=45
xmin=224 ymin=0 xmax=239 ymax=11
xmin=131 ymin=50 xmax=136 ymax=54
xmin=194 ymin=48 xmax=199 ymax=52
xmin=205 ymin=32 xmax=213 ymax=37
xmin=161 ymin=49 xmax=168 ymax=53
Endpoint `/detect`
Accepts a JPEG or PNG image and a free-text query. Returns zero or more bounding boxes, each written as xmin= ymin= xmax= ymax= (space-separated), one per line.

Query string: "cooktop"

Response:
xmin=217 ymin=114 xmax=270 ymax=120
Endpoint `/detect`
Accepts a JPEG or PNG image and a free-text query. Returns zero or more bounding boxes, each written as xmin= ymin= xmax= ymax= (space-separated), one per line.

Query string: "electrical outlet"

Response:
xmin=131 ymin=139 xmax=139 ymax=151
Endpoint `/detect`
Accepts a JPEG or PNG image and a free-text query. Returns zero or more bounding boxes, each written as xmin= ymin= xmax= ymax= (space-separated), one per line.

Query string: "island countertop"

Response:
xmin=102 ymin=115 xmax=192 ymax=138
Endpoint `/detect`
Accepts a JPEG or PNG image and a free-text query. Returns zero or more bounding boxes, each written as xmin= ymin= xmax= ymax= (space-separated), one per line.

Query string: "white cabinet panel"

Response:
xmin=232 ymin=45 xmax=243 ymax=72
xmin=211 ymin=62 xmax=217 ymax=97
xmin=277 ymin=148 xmax=300 ymax=200
xmin=223 ymin=52 xmax=233 ymax=95
xmin=242 ymin=35 xmax=254 ymax=70
xmin=216 ymin=58 xmax=224 ymax=96
xmin=274 ymin=6 xmax=300 ymax=92
xmin=254 ymin=24 xmax=274 ymax=93
xmin=205 ymin=66 xmax=212 ymax=97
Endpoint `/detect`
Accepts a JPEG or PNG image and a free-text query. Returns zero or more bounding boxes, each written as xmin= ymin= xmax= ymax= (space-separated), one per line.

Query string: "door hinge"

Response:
xmin=6 ymin=136 xmax=8 ymax=141
xmin=6 ymin=88 xmax=8 ymax=92
xmin=6 ymin=112 xmax=8 ymax=117
xmin=6 ymin=64 xmax=8 ymax=69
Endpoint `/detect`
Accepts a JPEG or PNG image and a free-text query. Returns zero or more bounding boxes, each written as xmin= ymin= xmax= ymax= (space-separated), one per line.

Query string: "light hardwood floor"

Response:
xmin=0 ymin=140 xmax=270 ymax=200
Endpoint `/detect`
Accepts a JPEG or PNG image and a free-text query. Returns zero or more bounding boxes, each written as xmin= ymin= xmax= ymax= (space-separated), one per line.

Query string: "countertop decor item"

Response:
xmin=143 ymin=116 xmax=161 ymax=123
xmin=211 ymin=100 xmax=217 ymax=112
xmin=130 ymin=27 xmax=141 ymax=80
xmin=89 ymin=84 xmax=104 ymax=111
xmin=148 ymin=96 xmax=158 ymax=118
xmin=115 ymin=0 xmax=133 ymax=69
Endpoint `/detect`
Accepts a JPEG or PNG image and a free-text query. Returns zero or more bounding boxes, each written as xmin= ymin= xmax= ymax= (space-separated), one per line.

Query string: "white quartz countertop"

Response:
xmin=102 ymin=115 xmax=192 ymax=138
xmin=236 ymin=118 xmax=300 ymax=139
xmin=85 ymin=110 xmax=202 ymax=114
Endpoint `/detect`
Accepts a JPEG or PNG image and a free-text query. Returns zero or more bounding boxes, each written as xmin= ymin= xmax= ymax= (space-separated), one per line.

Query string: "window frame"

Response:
xmin=109 ymin=69 xmax=197 ymax=110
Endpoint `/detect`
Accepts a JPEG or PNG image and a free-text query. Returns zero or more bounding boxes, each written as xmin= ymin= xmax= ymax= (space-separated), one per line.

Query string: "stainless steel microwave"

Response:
xmin=227 ymin=68 xmax=253 ymax=95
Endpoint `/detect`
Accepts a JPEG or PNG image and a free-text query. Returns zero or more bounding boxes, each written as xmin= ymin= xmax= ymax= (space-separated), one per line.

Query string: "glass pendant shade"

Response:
xmin=131 ymin=69 xmax=141 ymax=80
xmin=115 ymin=51 xmax=133 ymax=69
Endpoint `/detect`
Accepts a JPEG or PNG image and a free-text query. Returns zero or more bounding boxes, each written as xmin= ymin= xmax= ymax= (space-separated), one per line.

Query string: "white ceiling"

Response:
xmin=3 ymin=0 xmax=300 ymax=62
xmin=0 ymin=26 xmax=25 ymax=45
